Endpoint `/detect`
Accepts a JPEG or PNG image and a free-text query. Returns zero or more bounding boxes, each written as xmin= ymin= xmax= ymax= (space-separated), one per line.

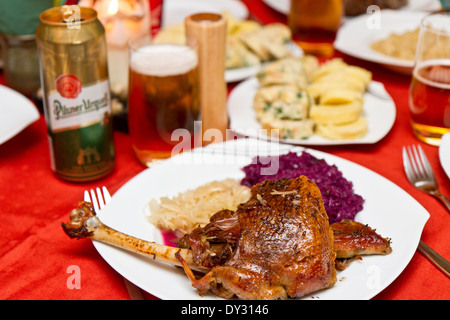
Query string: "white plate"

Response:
xmin=162 ymin=0 xmax=248 ymax=27
xmin=225 ymin=42 xmax=303 ymax=83
xmin=439 ymin=133 xmax=450 ymax=179
xmin=93 ymin=138 xmax=429 ymax=300
xmin=334 ymin=10 xmax=428 ymax=74
xmin=0 ymin=85 xmax=39 ymax=145
xmin=227 ymin=77 xmax=396 ymax=145
xmin=263 ymin=0 xmax=441 ymax=15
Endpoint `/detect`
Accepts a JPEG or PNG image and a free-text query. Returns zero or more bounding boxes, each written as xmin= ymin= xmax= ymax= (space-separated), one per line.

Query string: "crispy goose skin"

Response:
xmin=331 ymin=219 xmax=392 ymax=259
xmin=176 ymin=176 xmax=337 ymax=300
xmin=61 ymin=201 xmax=209 ymax=273
xmin=178 ymin=215 xmax=393 ymax=266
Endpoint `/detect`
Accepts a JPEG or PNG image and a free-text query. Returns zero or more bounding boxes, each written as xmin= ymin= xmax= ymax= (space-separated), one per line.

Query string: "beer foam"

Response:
xmin=130 ymin=44 xmax=198 ymax=77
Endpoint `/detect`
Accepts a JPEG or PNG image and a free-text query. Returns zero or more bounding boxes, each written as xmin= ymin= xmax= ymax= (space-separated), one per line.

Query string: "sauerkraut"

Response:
xmin=146 ymin=179 xmax=250 ymax=233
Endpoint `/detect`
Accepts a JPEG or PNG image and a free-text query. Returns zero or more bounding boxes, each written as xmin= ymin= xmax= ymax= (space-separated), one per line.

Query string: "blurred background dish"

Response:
xmin=262 ymin=0 xmax=442 ymax=15
xmin=227 ymin=77 xmax=396 ymax=145
xmin=225 ymin=41 xmax=303 ymax=82
xmin=0 ymin=85 xmax=39 ymax=145
xmin=162 ymin=0 xmax=248 ymax=27
xmin=156 ymin=9 xmax=303 ymax=83
xmin=334 ymin=10 xmax=427 ymax=74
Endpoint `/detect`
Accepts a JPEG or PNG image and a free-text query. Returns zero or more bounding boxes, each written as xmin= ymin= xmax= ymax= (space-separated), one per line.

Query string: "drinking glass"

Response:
xmin=0 ymin=34 xmax=40 ymax=97
xmin=127 ymin=35 xmax=200 ymax=166
xmin=288 ymin=0 xmax=343 ymax=57
xmin=409 ymin=12 xmax=450 ymax=146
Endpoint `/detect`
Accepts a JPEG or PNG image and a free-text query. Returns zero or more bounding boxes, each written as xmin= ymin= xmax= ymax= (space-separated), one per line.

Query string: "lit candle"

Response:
xmin=79 ymin=0 xmax=151 ymax=98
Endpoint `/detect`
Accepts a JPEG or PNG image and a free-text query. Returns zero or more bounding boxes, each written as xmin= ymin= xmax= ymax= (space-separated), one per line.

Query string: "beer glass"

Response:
xmin=127 ymin=35 xmax=200 ymax=166
xmin=409 ymin=12 xmax=450 ymax=146
xmin=288 ymin=0 xmax=343 ymax=57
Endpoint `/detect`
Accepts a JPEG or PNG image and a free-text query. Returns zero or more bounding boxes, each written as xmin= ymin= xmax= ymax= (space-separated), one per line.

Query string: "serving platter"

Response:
xmin=227 ymin=77 xmax=396 ymax=145
xmin=93 ymin=138 xmax=429 ymax=300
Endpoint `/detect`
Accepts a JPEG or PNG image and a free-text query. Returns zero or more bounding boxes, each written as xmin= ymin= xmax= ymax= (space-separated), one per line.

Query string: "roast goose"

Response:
xmin=62 ymin=176 xmax=392 ymax=299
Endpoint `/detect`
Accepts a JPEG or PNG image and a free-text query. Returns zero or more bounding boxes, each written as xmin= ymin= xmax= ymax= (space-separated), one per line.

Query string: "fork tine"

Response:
xmin=84 ymin=187 xmax=110 ymax=213
xmin=417 ymin=145 xmax=438 ymax=185
xmin=84 ymin=190 xmax=90 ymax=202
xmin=403 ymin=145 xmax=450 ymax=213
xmin=408 ymin=145 xmax=425 ymax=180
xmin=102 ymin=186 xmax=112 ymax=204
xmin=402 ymin=146 xmax=416 ymax=183
xmin=407 ymin=145 xmax=420 ymax=178
xmin=90 ymin=189 xmax=100 ymax=213
xmin=96 ymin=187 xmax=105 ymax=209
xmin=411 ymin=145 xmax=426 ymax=178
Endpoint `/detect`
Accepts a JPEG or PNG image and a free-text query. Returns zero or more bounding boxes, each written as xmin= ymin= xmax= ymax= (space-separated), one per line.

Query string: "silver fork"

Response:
xmin=402 ymin=145 xmax=450 ymax=212
xmin=84 ymin=186 xmax=145 ymax=300
xmin=401 ymin=146 xmax=450 ymax=278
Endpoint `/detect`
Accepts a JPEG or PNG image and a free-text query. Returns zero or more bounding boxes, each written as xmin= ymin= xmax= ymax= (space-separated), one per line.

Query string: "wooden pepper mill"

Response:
xmin=185 ymin=13 xmax=228 ymax=145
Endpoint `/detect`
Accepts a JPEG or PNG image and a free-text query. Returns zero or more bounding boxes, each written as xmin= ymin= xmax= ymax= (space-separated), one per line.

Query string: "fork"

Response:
xmin=402 ymin=146 xmax=450 ymax=278
xmin=84 ymin=186 xmax=145 ymax=300
xmin=402 ymin=145 xmax=450 ymax=212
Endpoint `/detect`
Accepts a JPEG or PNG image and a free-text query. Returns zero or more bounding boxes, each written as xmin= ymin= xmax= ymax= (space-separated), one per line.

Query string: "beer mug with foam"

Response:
xmin=127 ymin=35 xmax=200 ymax=166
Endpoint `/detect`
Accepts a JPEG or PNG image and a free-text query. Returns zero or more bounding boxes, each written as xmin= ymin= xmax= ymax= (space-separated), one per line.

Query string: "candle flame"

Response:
xmin=107 ymin=0 xmax=119 ymax=16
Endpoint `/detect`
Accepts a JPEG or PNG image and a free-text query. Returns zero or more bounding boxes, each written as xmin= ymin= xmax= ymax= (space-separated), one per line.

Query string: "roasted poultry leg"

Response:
xmin=62 ymin=201 xmax=209 ymax=273
xmin=62 ymin=177 xmax=392 ymax=299
xmin=62 ymin=202 xmax=392 ymax=273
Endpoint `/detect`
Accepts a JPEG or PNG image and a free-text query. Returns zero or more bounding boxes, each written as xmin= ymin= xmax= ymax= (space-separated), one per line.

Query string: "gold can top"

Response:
xmin=39 ymin=6 xmax=97 ymax=26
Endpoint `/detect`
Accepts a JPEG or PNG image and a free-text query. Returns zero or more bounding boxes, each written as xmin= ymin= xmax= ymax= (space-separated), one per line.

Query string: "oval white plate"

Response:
xmin=439 ymin=133 xmax=450 ymax=179
xmin=0 ymin=85 xmax=39 ymax=145
xmin=93 ymin=138 xmax=429 ymax=300
xmin=227 ymin=77 xmax=396 ymax=145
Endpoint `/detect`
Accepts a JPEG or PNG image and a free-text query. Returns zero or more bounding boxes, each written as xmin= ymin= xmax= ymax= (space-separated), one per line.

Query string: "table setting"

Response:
xmin=0 ymin=0 xmax=449 ymax=302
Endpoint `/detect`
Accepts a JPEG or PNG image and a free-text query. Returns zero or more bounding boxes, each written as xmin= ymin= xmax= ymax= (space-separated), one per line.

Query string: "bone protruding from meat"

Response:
xmin=62 ymin=184 xmax=393 ymax=300
xmin=61 ymin=201 xmax=209 ymax=273
xmin=176 ymin=176 xmax=338 ymax=299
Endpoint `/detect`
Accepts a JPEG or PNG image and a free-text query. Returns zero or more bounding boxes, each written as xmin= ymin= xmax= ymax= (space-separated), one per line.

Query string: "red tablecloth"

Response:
xmin=0 ymin=0 xmax=449 ymax=300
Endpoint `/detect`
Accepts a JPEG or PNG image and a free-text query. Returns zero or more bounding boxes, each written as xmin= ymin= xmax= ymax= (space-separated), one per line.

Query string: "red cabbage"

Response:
xmin=241 ymin=151 xmax=364 ymax=223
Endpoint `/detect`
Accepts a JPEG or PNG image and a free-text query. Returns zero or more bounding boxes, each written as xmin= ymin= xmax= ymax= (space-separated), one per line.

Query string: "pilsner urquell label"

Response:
xmin=36 ymin=6 xmax=115 ymax=182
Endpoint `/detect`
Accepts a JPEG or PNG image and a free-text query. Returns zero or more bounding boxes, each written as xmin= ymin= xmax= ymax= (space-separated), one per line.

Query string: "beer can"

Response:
xmin=36 ymin=6 xmax=115 ymax=182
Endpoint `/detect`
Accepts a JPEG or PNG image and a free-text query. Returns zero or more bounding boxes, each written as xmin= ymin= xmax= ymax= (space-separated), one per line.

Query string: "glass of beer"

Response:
xmin=288 ymin=0 xmax=343 ymax=57
xmin=409 ymin=12 xmax=450 ymax=146
xmin=127 ymin=35 xmax=200 ymax=166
